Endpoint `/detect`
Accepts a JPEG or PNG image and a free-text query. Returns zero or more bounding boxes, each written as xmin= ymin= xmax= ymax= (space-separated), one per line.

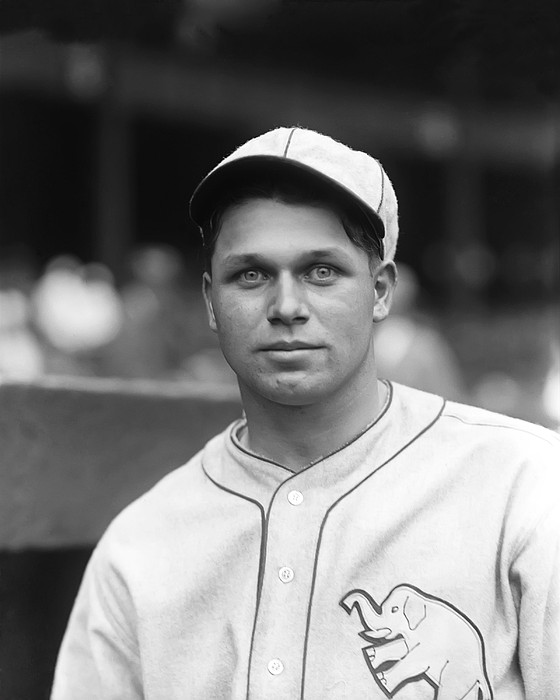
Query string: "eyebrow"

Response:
xmin=222 ymin=253 xmax=269 ymax=268
xmin=222 ymin=248 xmax=352 ymax=268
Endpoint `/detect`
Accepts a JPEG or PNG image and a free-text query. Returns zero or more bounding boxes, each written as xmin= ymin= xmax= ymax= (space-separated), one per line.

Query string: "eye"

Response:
xmin=391 ymin=606 xmax=399 ymax=613
xmin=239 ymin=269 xmax=266 ymax=284
xmin=307 ymin=265 xmax=337 ymax=282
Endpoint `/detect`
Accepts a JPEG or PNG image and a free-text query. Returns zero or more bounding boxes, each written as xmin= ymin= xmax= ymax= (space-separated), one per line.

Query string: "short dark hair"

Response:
xmin=200 ymin=169 xmax=382 ymax=273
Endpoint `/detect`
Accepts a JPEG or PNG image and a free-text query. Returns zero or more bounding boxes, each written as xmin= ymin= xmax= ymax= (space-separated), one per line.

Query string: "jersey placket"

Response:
xmin=246 ymin=447 xmax=400 ymax=698
xmin=247 ymin=477 xmax=325 ymax=698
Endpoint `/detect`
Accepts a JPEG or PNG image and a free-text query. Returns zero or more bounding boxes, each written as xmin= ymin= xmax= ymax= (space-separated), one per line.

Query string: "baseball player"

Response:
xmin=52 ymin=127 xmax=560 ymax=699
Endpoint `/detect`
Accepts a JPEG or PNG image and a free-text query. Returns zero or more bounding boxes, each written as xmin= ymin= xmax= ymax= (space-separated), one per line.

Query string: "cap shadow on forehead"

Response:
xmin=212 ymin=198 xmax=369 ymax=264
xmin=199 ymin=165 xmax=386 ymax=274
xmin=218 ymin=247 xmax=363 ymax=273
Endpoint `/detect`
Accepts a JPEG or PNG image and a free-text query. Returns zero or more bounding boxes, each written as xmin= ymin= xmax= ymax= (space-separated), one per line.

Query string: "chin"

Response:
xmin=250 ymin=373 xmax=339 ymax=407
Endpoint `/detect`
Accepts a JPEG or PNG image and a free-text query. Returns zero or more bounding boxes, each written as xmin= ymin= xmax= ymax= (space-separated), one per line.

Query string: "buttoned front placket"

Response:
xmin=247 ymin=475 xmax=326 ymax=698
xmin=246 ymin=453 xmax=402 ymax=699
xmin=244 ymin=422 xmax=405 ymax=697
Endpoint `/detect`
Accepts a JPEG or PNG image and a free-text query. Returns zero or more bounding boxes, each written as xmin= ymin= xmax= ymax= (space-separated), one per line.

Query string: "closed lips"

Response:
xmin=261 ymin=343 xmax=321 ymax=351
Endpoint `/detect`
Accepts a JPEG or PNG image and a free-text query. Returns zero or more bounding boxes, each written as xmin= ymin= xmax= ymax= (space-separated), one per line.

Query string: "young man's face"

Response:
xmin=203 ymin=198 xmax=394 ymax=407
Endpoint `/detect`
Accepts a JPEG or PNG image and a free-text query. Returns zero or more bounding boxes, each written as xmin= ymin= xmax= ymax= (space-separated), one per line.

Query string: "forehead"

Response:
xmin=213 ymin=198 xmax=361 ymax=259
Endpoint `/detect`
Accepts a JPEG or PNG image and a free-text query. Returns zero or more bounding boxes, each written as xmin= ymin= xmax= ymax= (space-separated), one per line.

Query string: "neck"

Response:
xmin=238 ymin=366 xmax=386 ymax=472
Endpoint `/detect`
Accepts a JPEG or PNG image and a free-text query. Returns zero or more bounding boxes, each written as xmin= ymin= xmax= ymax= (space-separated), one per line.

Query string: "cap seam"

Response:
xmin=376 ymin=161 xmax=385 ymax=214
xmin=282 ymin=127 xmax=298 ymax=158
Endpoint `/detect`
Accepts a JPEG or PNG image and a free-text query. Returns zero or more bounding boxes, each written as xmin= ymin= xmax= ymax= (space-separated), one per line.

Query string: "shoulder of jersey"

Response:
xmin=392 ymin=381 xmax=559 ymax=452
xmin=101 ymin=422 xmax=236 ymax=541
xmin=442 ymin=397 xmax=559 ymax=446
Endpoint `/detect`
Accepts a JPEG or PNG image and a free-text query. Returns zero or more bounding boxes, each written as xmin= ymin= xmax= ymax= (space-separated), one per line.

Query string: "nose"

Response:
xmin=267 ymin=273 xmax=309 ymax=325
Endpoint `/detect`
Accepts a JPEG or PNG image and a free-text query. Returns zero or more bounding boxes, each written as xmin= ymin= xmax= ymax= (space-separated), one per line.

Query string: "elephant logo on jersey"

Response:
xmin=340 ymin=584 xmax=493 ymax=699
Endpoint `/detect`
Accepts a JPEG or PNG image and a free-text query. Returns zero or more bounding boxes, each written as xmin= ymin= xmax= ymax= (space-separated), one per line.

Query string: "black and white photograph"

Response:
xmin=0 ymin=1 xmax=559 ymax=698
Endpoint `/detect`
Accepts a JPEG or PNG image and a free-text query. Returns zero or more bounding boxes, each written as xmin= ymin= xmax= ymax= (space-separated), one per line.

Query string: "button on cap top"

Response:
xmin=287 ymin=490 xmax=303 ymax=506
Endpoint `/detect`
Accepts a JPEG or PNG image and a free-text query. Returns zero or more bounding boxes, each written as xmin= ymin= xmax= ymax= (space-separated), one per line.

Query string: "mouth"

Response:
xmin=258 ymin=343 xmax=324 ymax=364
xmin=260 ymin=342 xmax=322 ymax=352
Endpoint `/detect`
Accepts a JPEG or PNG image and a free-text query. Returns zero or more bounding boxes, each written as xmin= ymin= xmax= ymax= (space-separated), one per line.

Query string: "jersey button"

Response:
xmin=267 ymin=658 xmax=284 ymax=675
xmin=278 ymin=566 xmax=294 ymax=583
xmin=287 ymin=490 xmax=303 ymax=506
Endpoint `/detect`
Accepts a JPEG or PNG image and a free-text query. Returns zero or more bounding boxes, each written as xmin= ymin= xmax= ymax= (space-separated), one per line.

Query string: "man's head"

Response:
xmin=189 ymin=127 xmax=399 ymax=407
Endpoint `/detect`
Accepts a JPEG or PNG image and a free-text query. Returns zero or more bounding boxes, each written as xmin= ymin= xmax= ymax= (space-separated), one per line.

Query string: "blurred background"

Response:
xmin=1 ymin=0 xmax=559 ymax=425
xmin=0 ymin=1 xmax=559 ymax=696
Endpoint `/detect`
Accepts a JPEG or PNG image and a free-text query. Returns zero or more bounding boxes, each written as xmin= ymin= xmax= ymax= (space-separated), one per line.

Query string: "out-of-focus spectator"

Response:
xmin=469 ymin=312 xmax=557 ymax=426
xmin=32 ymin=255 xmax=123 ymax=375
xmin=376 ymin=264 xmax=465 ymax=401
xmin=0 ymin=250 xmax=45 ymax=380
xmin=472 ymin=372 xmax=524 ymax=418
xmin=0 ymin=287 xmax=44 ymax=379
xmin=104 ymin=245 xmax=216 ymax=379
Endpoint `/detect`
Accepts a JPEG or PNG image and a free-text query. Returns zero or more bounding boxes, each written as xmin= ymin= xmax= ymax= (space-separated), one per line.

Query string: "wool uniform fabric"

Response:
xmin=52 ymin=383 xmax=560 ymax=699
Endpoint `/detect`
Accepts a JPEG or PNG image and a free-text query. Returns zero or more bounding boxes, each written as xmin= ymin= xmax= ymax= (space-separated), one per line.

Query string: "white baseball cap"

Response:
xmin=189 ymin=126 xmax=399 ymax=260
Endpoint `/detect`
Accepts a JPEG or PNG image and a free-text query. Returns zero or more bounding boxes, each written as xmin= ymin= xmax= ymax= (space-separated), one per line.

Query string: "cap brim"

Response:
xmin=189 ymin=155 xmax=385 ymax=255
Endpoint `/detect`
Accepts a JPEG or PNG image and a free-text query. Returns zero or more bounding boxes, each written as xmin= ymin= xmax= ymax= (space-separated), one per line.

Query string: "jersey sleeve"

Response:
xmin=511 ymin=457 xmax=560 ymax=699
xmin=50 ymin=537 xmax=142 ymax=700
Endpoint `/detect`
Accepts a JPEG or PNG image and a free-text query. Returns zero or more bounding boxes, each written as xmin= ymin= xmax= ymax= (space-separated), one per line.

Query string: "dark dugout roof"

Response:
xmin=0 ymin=0 xmax=558 ymax=105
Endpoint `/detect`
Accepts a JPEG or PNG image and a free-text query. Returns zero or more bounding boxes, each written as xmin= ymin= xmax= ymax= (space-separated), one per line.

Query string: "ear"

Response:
xmin=403 ymin=594 xmax=426 ymax=631
xmin=202 ymin=272 xmax=218 ymax=333
xmin=372 ymin=260 xmax=397 ymax=323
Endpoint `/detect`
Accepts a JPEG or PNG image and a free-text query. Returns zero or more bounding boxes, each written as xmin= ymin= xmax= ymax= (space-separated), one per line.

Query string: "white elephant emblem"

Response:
xmin=340 ymin=584 xmax=493 ymax=699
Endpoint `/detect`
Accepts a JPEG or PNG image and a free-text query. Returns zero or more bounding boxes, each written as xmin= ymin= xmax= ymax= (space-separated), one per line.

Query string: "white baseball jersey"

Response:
xmin=52 ymin=382 xmax=560 ymax=699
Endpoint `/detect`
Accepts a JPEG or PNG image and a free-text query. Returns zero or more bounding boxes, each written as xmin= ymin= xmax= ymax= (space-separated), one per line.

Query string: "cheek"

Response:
xmin=325 ymin=293 xmax=375 ymax=341
xmin=213 ymin=293 xmax=242 ymax=325
xmin=213 ymin=295 xmax=261 ymax=344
